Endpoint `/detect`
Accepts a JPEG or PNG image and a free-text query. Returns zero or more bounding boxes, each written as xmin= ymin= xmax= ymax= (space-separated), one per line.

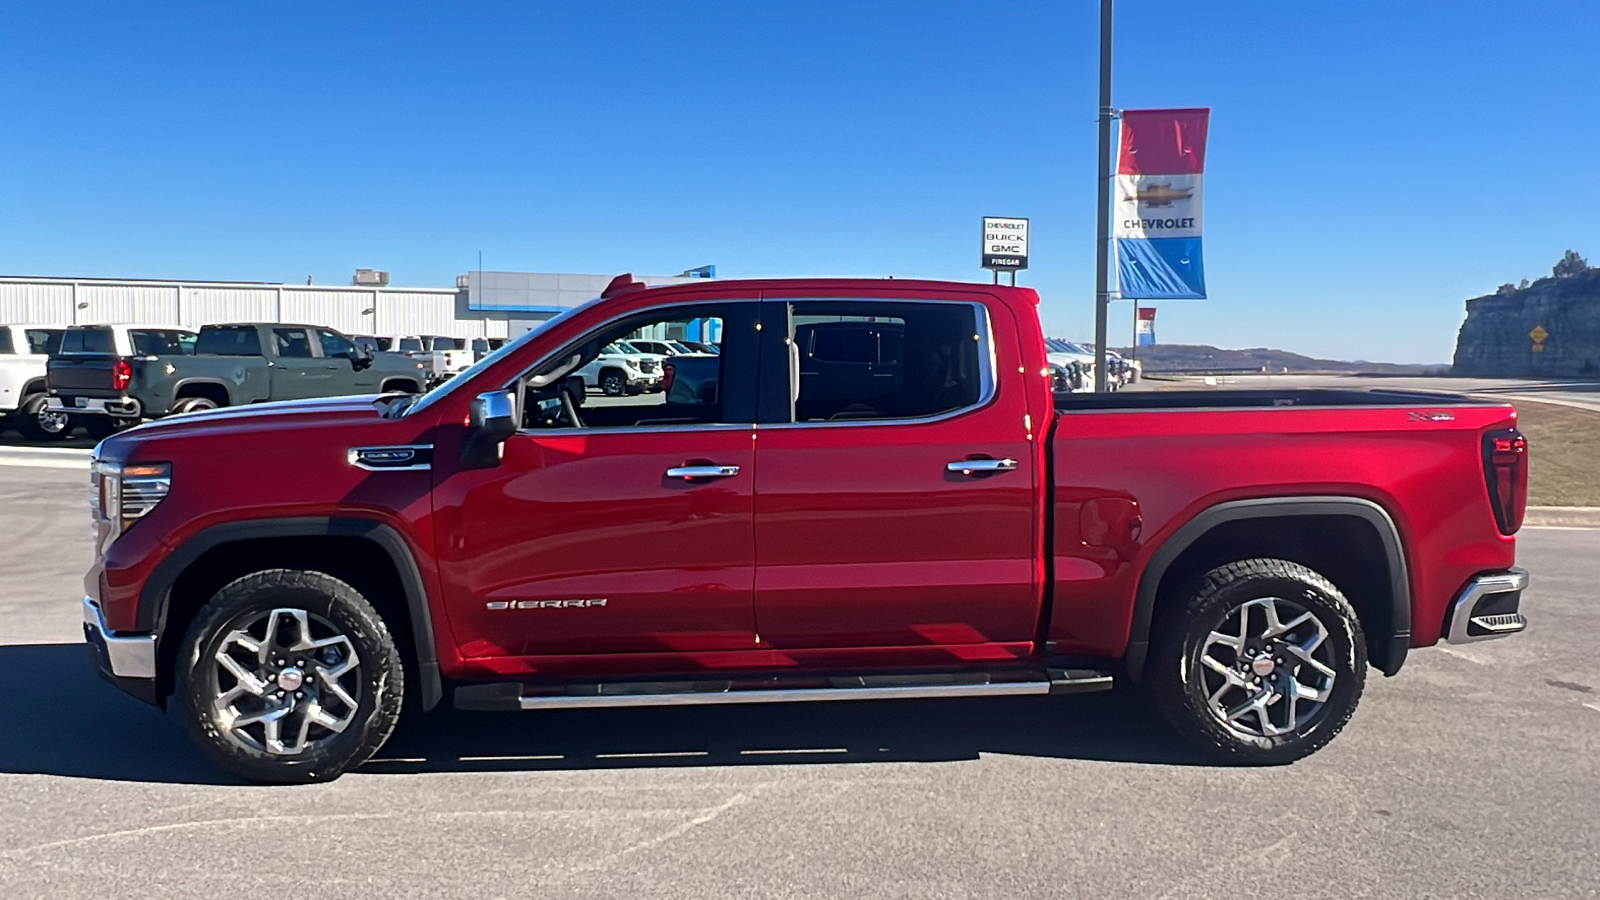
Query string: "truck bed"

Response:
xmin=1054 ymin=387 xmax=1488 ymax=411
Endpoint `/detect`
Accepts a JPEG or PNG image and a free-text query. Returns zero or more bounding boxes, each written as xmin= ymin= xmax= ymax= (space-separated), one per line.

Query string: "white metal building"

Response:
xmin=0 ymin=270 xmax=700 ymax=338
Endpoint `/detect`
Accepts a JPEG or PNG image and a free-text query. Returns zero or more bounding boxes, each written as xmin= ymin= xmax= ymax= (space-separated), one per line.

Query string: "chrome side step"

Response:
xmin=454 ymin=668 xmax=1114 ymax=712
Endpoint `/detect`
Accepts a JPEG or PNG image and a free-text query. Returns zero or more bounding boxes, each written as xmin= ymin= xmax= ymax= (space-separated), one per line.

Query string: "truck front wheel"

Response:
xmin=599 ymin=369 xmax=626 ymax=396
xmin=174 ymin=569 xmax=405 ymax=784
xmin=1148 ymin=558 xmax=1366 ymax=765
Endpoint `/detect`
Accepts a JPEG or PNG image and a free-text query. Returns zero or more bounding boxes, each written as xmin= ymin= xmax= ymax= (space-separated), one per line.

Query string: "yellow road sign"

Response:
xmin=1530 ymin=325 xmax=1549 ymax=343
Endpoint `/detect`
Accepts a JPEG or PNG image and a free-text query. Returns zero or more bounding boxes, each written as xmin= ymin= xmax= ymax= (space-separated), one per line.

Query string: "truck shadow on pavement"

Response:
xmin=0 ymin=643 xmax=1209 ymax=784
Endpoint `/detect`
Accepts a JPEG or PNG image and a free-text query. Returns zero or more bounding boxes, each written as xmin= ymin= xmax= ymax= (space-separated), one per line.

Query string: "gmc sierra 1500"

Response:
xmin=82 ymin=275 xmax=1529 ymax=782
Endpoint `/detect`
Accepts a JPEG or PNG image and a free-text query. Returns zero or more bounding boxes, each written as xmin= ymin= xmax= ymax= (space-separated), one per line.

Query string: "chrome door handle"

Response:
xmin=947 ymin=458 xmax=1019 ymax=476
xmin=666 ymin=464 xmax=741 ymax=480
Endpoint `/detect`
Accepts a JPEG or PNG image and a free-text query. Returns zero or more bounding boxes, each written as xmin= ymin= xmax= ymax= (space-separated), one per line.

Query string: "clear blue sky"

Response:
xmin=2 ymin=1 xmax=1595 ymax=363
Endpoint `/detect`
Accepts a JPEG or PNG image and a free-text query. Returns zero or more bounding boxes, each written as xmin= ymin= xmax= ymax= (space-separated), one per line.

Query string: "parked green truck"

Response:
xmin=47 ymin=323 xmax=427 ymax=434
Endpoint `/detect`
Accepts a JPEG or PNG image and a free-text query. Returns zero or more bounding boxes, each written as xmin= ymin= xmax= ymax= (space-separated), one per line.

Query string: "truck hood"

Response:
xmin=111 ymin=395 xmax=389 ymax=442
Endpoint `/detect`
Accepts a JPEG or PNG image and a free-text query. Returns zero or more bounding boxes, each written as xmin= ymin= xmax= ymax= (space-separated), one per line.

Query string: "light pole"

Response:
xmin=1093 ymin=0 xmax=1114 ymax=391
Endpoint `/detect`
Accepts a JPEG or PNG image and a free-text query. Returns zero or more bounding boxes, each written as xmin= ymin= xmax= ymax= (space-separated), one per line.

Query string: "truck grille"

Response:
xmin=638 ymin=359 xmax=659 ymax=374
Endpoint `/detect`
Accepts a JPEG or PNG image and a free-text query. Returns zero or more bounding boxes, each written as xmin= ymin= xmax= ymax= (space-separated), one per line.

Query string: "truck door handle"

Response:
xmin=947 ymin=458 xmax=1019 ymax=476
xmin=666 ymin=464 xmax=741 ymax=480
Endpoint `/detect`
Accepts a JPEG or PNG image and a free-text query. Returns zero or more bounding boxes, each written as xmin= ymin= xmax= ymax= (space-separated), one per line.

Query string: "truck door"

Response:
xmin=267 ymin=327 xmax=330 ymax=400
xmin=750 ymin=296 xmax=1040 ymax=656
xmin=430 ymin=301 xmax=763 ymax=660
xmin=314 ymin=328 xmax=380 ymax=394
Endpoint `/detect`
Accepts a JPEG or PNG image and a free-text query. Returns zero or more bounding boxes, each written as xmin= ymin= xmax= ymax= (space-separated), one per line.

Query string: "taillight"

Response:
xmin=112 ymin=359 xmax=132 ymax=392
xmin=662 ymin=362 xmax=677 ymax=395
xmin=1483 ymin=428 xmax=1528 ymax=535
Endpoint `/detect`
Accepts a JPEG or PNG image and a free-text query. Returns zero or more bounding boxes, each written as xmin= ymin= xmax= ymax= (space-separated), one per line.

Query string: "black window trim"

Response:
xmin=505 ymin=298 xmax=761 ymax=435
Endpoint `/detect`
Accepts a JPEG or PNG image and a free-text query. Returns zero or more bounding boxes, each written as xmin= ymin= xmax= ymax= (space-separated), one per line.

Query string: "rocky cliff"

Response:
xmin=1453 ymin=268 xmax=1600 ymax=376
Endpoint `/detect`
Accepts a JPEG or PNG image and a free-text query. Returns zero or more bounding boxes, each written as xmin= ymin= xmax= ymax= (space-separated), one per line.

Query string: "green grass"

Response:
xmin=1515 ymin=401 xmax=1600 ymax=507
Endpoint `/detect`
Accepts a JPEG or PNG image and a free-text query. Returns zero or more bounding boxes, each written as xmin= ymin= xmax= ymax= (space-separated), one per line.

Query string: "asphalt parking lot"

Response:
xmin=0 ymin=464 xmax=1596 ymax=900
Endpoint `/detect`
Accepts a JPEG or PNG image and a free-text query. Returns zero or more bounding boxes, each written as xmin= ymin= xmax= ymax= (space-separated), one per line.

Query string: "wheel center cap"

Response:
xmin=1250 ymin=654 xmax=1276 ymax=677
xmin=277 ymin=667 xmax=305 ymax=691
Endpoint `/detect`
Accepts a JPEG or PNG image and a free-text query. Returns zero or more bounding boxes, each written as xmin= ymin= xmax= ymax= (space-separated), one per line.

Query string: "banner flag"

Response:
xmin=1136 ymin=307 xmax=1157 ymax=346
xmin=1114 ymin=108 xmax=1210 ymax=299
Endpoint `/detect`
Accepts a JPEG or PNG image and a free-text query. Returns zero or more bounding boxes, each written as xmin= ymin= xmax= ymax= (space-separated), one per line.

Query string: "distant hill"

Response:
xmin=1111 ymin=344 xmax=1439 ymax=375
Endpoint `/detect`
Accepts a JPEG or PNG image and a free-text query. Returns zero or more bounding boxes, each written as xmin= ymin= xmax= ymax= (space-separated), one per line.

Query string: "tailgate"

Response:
xmin=47 ymin=355 xmax=120 ymax=396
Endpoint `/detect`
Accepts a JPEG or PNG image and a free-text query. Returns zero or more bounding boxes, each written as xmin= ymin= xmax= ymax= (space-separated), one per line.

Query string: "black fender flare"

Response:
xmin=1124 ymin=496 xmax=1411 ymax=681
xmin=138 ymin=516 xmax=442 ymax=711
xmin=20 ymin=377 xmax=46 ymax=398
xmin=170 ymin=378 xmax=233 ymax=408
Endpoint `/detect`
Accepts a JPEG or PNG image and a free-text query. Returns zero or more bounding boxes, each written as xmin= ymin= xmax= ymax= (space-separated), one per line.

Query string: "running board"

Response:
xmin=454 ymin=668 xmax=1113 ymax=712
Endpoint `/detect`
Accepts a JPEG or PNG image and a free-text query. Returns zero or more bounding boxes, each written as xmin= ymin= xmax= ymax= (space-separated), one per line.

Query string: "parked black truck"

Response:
xmin=47 ymin=323 xmax=427 ymax=431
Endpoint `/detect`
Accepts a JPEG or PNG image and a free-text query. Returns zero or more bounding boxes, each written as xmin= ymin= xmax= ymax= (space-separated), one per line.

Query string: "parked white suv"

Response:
xmin=0 ymin=324 xmax=68 ymax=440
xmin=573 ymin=342 xmax=665 ymax=396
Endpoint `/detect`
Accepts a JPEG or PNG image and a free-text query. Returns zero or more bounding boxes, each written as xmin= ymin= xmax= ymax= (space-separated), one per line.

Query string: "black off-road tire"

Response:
xmin=15 ymin=393 xmax=69 ymax=441
xmin=1148 ymin=558 xmax=1366 ymax=765
xmin=175 ymin=569 xmax=405 ymax=784
xmin=600 ymin=369 xmax=626 ymax=396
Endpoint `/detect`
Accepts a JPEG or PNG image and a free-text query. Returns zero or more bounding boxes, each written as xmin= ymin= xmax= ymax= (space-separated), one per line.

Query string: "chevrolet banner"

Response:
xmin=1114 ymin=108 xmax=1210 ymax=299
xmin=1136 ymin=307 xmax=1156 ymax=346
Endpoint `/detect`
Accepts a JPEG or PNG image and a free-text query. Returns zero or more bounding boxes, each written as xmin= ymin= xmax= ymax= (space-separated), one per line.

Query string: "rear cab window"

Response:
xmin=25 ymin=329 xmax=63 ymax=355
xmin=0 ymin=330 xmax=13 ymax=355
xmin=60 ymin=327 xmax=114 ymax=354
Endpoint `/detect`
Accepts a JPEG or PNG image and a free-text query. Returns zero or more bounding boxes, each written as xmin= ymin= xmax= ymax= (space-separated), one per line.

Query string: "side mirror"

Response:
xmin=352 ymin=345 xmax=375 ymax=370
xmin=462 ymin=391 xmax=517 ymax=468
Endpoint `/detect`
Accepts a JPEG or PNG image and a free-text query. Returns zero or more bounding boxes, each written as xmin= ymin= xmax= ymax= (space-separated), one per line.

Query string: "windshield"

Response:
xmin=668 ymin=341 xmax=695 ymax=354
xmin=401 ymin=301 xmax=594 ymax=418
xmin=1045 ymin=338 xmax=1092 ymax=355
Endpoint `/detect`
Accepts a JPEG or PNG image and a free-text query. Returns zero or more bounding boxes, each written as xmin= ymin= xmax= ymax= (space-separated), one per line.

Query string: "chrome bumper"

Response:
xmin=48 ymin=397 xmax=141 ymax=417
xmin=82 ymin=596 xmax=156 ymax=678
xmin=1446 ymin=569 xmax=1529 ymax=644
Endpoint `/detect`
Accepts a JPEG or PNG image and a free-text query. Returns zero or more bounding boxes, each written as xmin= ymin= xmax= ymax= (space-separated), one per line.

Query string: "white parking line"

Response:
xmin=0 ymin=450 xmax=91 ymax=469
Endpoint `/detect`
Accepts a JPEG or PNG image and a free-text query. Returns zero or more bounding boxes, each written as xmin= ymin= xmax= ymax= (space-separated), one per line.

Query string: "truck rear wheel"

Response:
xmin=1148 ymin=558 xmax=1366 ymax=765
xmin=172 ymin=397 xmax=219 ymax=415
xmin=174 ymin=569 xmax=405 ymax=784
xmin=16 ymin=394 xmax=69 ymax=441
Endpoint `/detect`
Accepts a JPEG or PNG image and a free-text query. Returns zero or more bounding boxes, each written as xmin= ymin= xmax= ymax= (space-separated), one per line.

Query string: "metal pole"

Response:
xmin=1130 ymin=301 xmax=1137 ymax=364
xmin=1093 ymin=0 xmax=1114 ymax=391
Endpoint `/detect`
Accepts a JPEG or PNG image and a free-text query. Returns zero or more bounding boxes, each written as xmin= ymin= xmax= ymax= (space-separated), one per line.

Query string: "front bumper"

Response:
xmin=83 ymin=596 xmax=161 ymax=705
xmin=48 ymin=396 xmax=142 ymax=418
xmin=1445 ymin=568 xmax=1529 ymax=644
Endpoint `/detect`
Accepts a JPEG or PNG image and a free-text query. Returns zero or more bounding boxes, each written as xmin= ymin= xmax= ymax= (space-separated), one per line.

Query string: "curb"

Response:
xmin=1524 ymin=506 xmax=1600 ymax=528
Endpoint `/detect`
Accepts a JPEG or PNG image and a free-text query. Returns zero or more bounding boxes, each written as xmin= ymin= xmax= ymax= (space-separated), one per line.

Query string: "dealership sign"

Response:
xmin=982 ymin=217 xmax=1029 ymax=270
xmin=1114 ymin=108 xmax=1210 ymax=299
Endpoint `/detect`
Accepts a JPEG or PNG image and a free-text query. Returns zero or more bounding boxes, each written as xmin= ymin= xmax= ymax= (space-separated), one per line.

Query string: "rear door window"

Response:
xmin=272 ymin=328 xmax=316 ymax=359
xmin=783 ymin=301 xmax=984 ymax=422
xmin=129 ymin=329 xmax=197 ymax=356
xmin=196 ymin=326 xmax=263 ymax=356
xmin=0 ymin=330 xmax=13 ymax=354
xmin=61 ymin=327 xmax=114 ymax=354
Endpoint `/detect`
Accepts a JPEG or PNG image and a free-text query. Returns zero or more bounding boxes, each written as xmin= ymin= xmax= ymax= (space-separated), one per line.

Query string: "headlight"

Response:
xmin=91 ymin=460 xmax=171 ymax=546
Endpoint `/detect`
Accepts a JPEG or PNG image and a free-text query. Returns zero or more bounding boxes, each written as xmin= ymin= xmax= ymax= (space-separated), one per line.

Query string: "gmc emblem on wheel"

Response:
xmin=486 ymin=598 xmax=609 ymax=610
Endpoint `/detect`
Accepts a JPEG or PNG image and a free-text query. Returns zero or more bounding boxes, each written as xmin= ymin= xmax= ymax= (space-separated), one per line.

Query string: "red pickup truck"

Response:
xmin=82 ymin=276 xmax=1530 ymax=783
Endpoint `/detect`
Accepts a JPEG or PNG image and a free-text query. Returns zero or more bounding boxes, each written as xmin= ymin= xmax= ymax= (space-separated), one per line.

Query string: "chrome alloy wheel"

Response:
xmin=211 ymin=608 xmax=362 ymax=756
xmin=1197 ymin=596 xmax=1337 ymax=737
xmin=38 ymin=408 xmax=68 ymax=434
